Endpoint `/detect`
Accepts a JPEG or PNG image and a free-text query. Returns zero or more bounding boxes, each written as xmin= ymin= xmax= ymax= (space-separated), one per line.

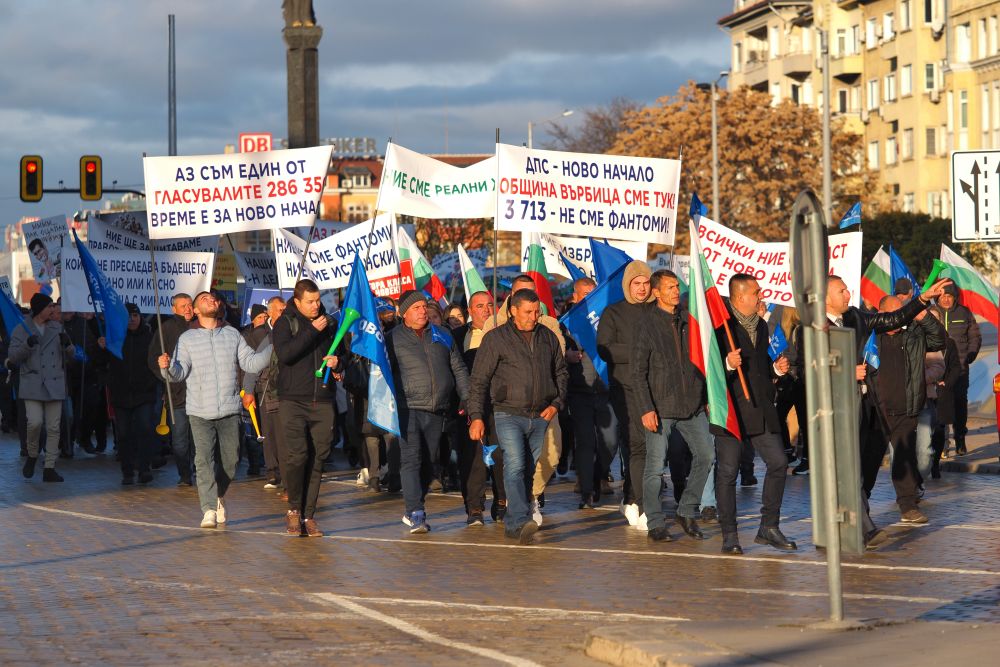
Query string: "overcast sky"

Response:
xmin=1 ymin=0 xmax=729 ymax=227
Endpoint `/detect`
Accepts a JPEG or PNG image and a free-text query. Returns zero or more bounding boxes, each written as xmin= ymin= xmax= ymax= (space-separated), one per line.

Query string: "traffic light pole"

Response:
xmin=41 ymin=187 xmax=145 ymax=196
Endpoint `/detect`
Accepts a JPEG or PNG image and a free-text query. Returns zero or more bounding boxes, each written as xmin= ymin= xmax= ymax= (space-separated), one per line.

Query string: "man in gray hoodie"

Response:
xmin=158 ymin=291 xmax=272 ymax=529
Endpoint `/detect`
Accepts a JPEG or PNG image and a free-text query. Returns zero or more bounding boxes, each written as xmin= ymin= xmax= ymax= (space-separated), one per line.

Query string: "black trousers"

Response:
xmin=860 ymin=400 xmax=888 ymax=496
xmin=716 ymin=432 xmax=787 ymax=535
xmin=568 ymin=392 xmax=616 ymax=499
xmin=953 ymin=371 xmax=970 ymax=441
xmin=610 ymin=383 xmax=644 ymax=506
xmin=776 ymin=377 xmax=808 ymax=458
xmin=260 ymin=396 xmax=286 ymax=483
xmin=456 ymin=419 xmax=488 ymax=515
xmin=279 ymin=400 xmax=334 ymax=519
xmin=884 ymin=413 xmax=920 ymax=512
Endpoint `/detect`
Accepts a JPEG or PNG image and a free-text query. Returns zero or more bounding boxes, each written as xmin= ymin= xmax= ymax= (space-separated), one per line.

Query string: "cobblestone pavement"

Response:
xmin=2 ymin=431 xmax=999 ymax=666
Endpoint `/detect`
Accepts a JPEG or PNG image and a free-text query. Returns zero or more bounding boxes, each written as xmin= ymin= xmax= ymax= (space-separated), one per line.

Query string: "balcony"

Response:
xmin=782 ymin=51 xmax=814 ymax=79
xmin=831 ymin=54 xmax=863 ymax=81
xmin=744 ymin=50 xmax=769 ymax=88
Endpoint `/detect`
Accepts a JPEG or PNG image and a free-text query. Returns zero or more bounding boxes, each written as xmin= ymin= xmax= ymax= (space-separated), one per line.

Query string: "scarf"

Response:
xmin=732 ymin=308 xmax=760 ymax=346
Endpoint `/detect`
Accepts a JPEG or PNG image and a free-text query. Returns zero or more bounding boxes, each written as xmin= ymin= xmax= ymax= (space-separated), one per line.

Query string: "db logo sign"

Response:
xmin=239 ymin=133 xmax=272 ymax=153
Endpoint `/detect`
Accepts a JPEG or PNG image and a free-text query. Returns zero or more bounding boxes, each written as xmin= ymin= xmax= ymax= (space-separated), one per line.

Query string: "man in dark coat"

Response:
xmin=935 ymin=283 xmax=981 ymax=455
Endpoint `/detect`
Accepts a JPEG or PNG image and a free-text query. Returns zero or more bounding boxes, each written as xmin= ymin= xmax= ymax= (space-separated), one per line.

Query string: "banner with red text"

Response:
xmin=143 ymin=145 xmax=333 ymax=239
xmin=693 ymin=217 xmax=862 ymax=307
xmin=495 ymin=143 xmax=681 ymax=245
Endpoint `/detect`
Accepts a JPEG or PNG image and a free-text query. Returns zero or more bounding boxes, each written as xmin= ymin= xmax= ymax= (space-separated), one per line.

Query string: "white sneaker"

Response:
xmin=635 ymin=513 xmax=648 ymax=532
xmin=200 ymin=509 xmax=217 ymax=528
xmin=377 ymin=464 xmax=389 ymax=479
xmin=216 ymin=497 xmax=227 ymax=523
xmin=531 ymin=498 xmax=543 ymax=527
xmin=356 ymin=469 xmax=369 ymax=487
xmin=623 ymin=502 xmax=640 ymax=527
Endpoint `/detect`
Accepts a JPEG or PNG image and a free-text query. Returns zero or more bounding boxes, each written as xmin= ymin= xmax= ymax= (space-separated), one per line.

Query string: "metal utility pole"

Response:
xmin=711 ymin=71 xmax=729 ymax=220
xmin=168 ymin=15 xmax=176 ymax=156
xmin=821 ymin=29 xmax=832 ymax=225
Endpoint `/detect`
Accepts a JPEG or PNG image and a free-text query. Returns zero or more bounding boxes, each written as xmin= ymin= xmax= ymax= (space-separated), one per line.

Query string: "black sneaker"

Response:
xmin=648 ymin=526 xmax=672 ymax=542
xmin=177 ymin=476 xmax=193 ymax=487
xmin=138 ymin=471 xmax=154 ymax=484
xmin=42 ymin=468 xmax=64 ymax=483
xmin=22 ymin=456 xmax=37 ymax=479
xmin=740 ymin=475 xmax=758 ymax=487
xmin=700 ymin=506 xmax=719 ymax=524
xmin=466 ymin=511 xmax=485 ymax=527
xmin=80 ymin=442 xmax=97 ymax=455
xmin=122 ymin=474 xmax=135 ymax=486
xmin=792 ymin=459 xmax=809 ymax=475
xmin=491 ymin=500 xmax=507 ymax=523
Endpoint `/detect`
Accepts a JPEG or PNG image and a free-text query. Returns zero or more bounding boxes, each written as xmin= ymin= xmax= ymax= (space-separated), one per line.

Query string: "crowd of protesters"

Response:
xmin=3 ymin=265 xmax=978 ymax=550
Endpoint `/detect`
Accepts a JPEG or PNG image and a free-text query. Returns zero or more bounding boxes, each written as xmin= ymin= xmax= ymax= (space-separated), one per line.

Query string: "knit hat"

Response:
xmin=125 ymin=303 xmax=141 ymax=316
xmin=29 ymin=292 xmax=53 ymax=317
xmin=621 ymin=261 xmax=653 ymax=304
xmin=398 ymin=290 xmax=426 ymax=316
xmin=249 ymin=304 xmax=267 ymax=320
xmin=893 ymin=277 xmax=912 ymax=295
xmin=941 ymin=282 xmax=959 ymax=298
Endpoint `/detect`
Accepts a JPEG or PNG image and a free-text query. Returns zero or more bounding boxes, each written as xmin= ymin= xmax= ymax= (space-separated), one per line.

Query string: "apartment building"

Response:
xmin=720 ymin=0 xmax=1000 ymax=218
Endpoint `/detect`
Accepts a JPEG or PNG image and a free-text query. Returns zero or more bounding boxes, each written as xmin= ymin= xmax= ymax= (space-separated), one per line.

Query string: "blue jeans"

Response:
xmin=494 ymin=412 xmax=549 ymax=536
xmin=915 ymin=402 xmax=937 ymax=480
xmin=399 ymin=409 xmax=445 ymax=515
xmin=701 ymin=462 xmax=716 ymax=510
xmin=169 ymin=405 xmax=194 ymax=482
xmin=643 ymin=411 xmax=715 ymax=529
xmin=188 ymin=414 xmax=240 ymax=514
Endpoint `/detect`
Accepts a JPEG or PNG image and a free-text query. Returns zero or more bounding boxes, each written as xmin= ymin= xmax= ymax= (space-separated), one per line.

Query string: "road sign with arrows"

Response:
xmin=952 ymin=150 xmax=1000 ymax=242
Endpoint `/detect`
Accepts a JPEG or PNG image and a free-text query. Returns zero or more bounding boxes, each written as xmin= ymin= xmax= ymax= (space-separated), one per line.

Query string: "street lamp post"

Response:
xmin=711 ymin=71 xmax=729 ymax=221
xmin=527 ymin=109 xmax=574 ymax=149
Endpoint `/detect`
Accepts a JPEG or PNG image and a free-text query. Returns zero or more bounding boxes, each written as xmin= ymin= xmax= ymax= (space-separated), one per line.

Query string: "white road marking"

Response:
xmin=311 ymin=592 xmax=542 ymax=667
xmin=943 ymin=524 xmax=1000 ymax=532
xmin=710 ymin=587 xmax=951 ymax=604
xmin=350 ymin=595 xmax=689 ymax=622
xmin=20 ymin=503 xmax=1000 ymax=578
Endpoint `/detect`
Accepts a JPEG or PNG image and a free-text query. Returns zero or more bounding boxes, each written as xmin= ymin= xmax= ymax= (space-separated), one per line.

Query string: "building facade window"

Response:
xmin=836 ymin=29 xmax=846 ymax=57
xmin=993 ymin=16 xmax=1000 ymax=55
xmin=927 ymin=191 xmax=944 ymax=218
xmin=851 ymin=25 xmax=861 ymax=54
xmin=901 ymin=64 xmax=913 ymax=96
xmin=733 ymin=42 xmax=742 ymax=72
xmin=903 ymin=193 xmax=915 ymax=212
xmin=884 ymin=74 xmax=897 ymax=102
xmin=926 ymin=127 xmax=937 ymax=155
xmin=956 ymin=23 xmax=971 ymax=63
xmin=903 ymin=128 xmax=914 ymax=159
xmin=866 ymin=18 xmax=878 ymax=49
xmin=884 ymin=12 xmax=895 ymax=41
xmin=901 ymin=1 xmax=912 ymax=31
xmin=983 ymin=84 xmax=992 ymax=148
xmin=979 ymin=19 xmax=988 ymax=59
xmin=868 ymin=141 xmax=880 ymax=169
xmin=867 ymin=78 xmax=880 ymax=110
xmin=925 ymin=62 xmax=936 ymax=91
xmin=886 ymin=136 xmax=898 ymax=165
xmin=838 ymin=88 xmax=849 ymax=113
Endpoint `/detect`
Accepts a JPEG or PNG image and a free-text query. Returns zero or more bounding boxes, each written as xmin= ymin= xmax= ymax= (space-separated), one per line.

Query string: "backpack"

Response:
xmin=262 ymin=312 xmax=298 ymax=405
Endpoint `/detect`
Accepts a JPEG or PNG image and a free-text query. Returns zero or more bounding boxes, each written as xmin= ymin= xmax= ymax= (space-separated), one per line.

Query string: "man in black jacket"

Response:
xmin=631 ymin=270 xmax=713 ymax=543
xmin=869 ymin=295 xmax=946 ymax=523
xmin=468 ymin=289 xmax=567 ymax=544
xmin=147 ymin=293 xmax=194 ymax=486
xmin=715 ymin=275 xmax=795 ymax=554
xmin=596 ymin=260 xmax=652 ymax=527
xmin=387 ymin=290 xmax=470 ymax=534
xmin=99 ymin=303 xmax=159 ymax=485
xmin=272 ymin=279 xmax=341 ymax=538
xmin=936 ymin=283 xmax=982 ymax=455
xmin=241 ymin=297 xmax=287 ymax=488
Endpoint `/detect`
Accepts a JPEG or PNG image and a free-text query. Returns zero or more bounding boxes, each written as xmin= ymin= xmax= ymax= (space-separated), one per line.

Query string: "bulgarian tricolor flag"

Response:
xmin=457 ymin=243 xmax=489 ymax=303
xmin=524 ymin=232 xmax=556 ymax=315
xmin=939 ymin=244 xmax=999 ymax=327
xmin=397 ymin=227 xmax=447 ymax=305
xmin=688 ymin=221 xmax=741 ymax=440
xmin=860 ymin=246 xmax=891 ymax=308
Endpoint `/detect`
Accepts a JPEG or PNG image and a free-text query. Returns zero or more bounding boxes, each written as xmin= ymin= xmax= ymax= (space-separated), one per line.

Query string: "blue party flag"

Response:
xmin=559 ymin=262 xmax=627 ymax=385
xmin=589 ymin=239 xmax=633 ymax=284
xmin=888 ymin=245 xmax=921 ymax=298
xmin=429 ymin=323 xmax=454 ymax=350
xmin=838 ymin=201 xmax=862 ymax=229
xmin=482 ymin=444 xmax=498 ymax=467
xmin=72 ymin=230 xmax=127 ymax=359
xmin=690 ymin=192 xmax=709 ymax=218
xmin=863 ymin=331 xmax=880 ymax=369
xmin=559 ymin=253 xmax=587 ymax=282
xmin=0 ymin=289 xmax=28 ymax=340
xmin=767 ymin=324 xmax=788 ymax=361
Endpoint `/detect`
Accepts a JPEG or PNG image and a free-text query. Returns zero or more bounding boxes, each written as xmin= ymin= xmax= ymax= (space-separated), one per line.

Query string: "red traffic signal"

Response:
xmin=20 ymin=155 xmax=43 ymax=202
xmin=80 ymin=155 xmax=102 ymax=201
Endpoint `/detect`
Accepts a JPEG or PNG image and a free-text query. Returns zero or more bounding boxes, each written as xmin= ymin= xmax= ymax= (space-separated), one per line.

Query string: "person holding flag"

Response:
xmin=935 ymin=283 xmax=981 ymax=456
xmin=631 ymin=269 xmax=715 ymax=543
xmin=386 ymin=290 xmax=470 ymax=534
xmin=271 ymin=279 xmax=342 ymax=537
xmin=9 ymin=293 xmax=76 ymax=482
xmin=714 ymin=274 xmax=796 ymax=554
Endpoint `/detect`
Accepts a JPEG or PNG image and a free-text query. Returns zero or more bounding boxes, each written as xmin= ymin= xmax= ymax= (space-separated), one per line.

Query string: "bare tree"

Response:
xmin=544 ymin=97 xmax=641 ymax=154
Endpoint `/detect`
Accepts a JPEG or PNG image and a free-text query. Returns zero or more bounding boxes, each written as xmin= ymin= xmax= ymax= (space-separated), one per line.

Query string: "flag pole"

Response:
xmin=491 ymin=128 xmax=500 ymax=327
xmin=721 ymin=319 xmax=751 ymax=401
xmin=147 ymin=232 xmax=176 ymax=425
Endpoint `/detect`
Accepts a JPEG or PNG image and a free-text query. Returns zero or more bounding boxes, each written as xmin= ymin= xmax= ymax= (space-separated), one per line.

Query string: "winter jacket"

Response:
xmin=147 ymin=314 xmax=191 ymax=407
xmin=714 ymin=309 xmax=781 ymax=437
xmin=482 ymin=296 xmax=566 ymax=352
xmin=162 ymin=324 xmax=272 ymax=420
xmin=468 ymin=319 xmax=568 ymax=421
xmin=8 ymin=319 xmax=74 ymax=401
xmin=271 ymin=303 xmax=341 ymax=403
xmin=386 ymin=324 xmax=469 ymax=413
xmin=938 ymin=302 xmax=981 ymax=369
xmin=630 ymin=303 xmax=705 ymax=420
xmin=240 ymin=321 xmax=274 ymax=397
xmin=565 ymin=325 xmax=607 ymax=394
xmin=102 ymin=324 xmax=159 ymax=408
xmin=935 ymin=337 xmax=963 ymax=424
xmin=870 ymin=314 xmax=946 ymax=418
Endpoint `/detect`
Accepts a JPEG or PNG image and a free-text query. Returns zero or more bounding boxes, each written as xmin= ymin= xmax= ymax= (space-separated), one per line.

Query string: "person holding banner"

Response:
xmin=631 ymin=270 xmax=714 ymax=543
xmin=596 ymin=260 xmax=653 ymax=527
xmin=98 ymin=304 xmax=159 ymax=486
xmin=158 ymin=291 xmax=273 ymax=529
xmin=10 ymin=293 xmax=76 ymax=482
xmin=271 ymin=279 xmax=342 ymax=538
xmin=714 ymin=275 xmax=795 ymax=554
xmin=386 ymin=290 xmax=470 ymax=534
xmin=148 ymin=293 xmax=195 ymax=486
xmin=241 ymin=296 xmax=288 ymax=492
xmin=468 ymin=289 xmax=567 ymax=544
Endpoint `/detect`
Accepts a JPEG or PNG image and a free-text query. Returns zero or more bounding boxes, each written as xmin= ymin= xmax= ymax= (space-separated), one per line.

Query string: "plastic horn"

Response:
xmin=240 ymin=390 xmax=263 ymax=441
xmin=155 ymin=404 xmax=170 ymax=436
xmin=314 ymin=307 xmax=361 ymax=377
xmin=921 ymin=259 xmax=949 ymax=293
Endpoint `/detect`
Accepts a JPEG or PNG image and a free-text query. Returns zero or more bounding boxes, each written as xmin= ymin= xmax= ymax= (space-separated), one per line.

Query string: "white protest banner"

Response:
xmin=94 ymin=211 xmax=218 ymax=252
xmin=295 ymin=221 xmax=415 ymax=242
xmin=520 ymin=232 xmax=646 ymax=281
xmin=379 ymin=143 xmax=496 ymax=219
xmin=275 ymin=214 xmax=400 ymax=296
xmin=694 ymin=217 xmax=862 ymax=307
xmin=23 ymin=215 xmax=68 ymax=283
xmin=143 ymin=145 xmax=333 ymax=239
xmin=649 ymin=253 xmax=690 ymax=285
xmin=495 ymin=143 xmax=681 ymax=245
xmin=234 ymin=252 xmax=279 ymax=290
xmin=432 ymin=247 xmax=489 ymax=285
xmin=60 ymin=248 xmax=214 ymax=312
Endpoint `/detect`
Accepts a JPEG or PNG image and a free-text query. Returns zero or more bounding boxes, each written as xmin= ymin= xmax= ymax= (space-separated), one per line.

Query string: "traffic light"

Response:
xmin=20 ymin=155 xmax=43 ymax=202
xmin=80 ymin=155 xmax=102 ymax=201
